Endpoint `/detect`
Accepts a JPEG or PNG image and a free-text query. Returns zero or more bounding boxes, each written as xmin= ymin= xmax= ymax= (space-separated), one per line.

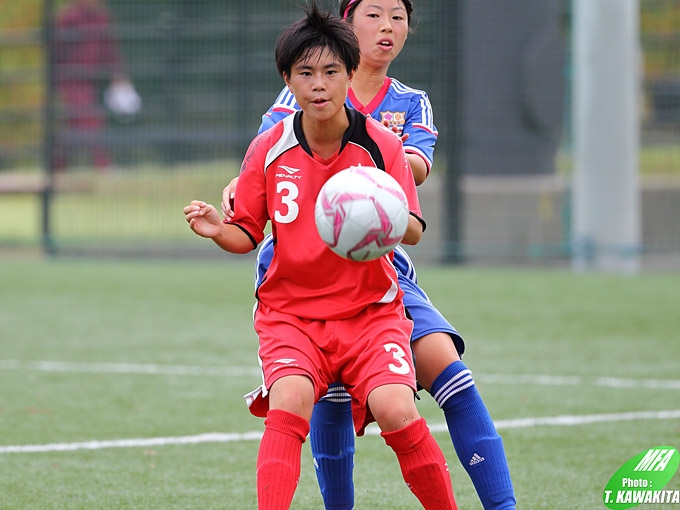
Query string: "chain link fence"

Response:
xmin=1 ymin=0 xmax=679 ymax=267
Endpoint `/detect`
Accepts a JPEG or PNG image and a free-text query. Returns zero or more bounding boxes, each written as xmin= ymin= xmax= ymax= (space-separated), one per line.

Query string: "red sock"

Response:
xmin=382 ymin=418 xmax=458 ymax=510
xmin=257 ymin=409 xmax=310 ymax=510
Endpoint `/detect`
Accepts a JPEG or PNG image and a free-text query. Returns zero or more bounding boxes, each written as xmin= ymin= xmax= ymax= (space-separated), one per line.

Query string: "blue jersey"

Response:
xmin=259 ymin=77 xmax=438 ymax=172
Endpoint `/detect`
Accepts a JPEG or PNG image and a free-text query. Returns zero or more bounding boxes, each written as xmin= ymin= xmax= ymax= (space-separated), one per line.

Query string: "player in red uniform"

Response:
xmin=184 ymin=4 xmax=457 ymax=509
xmin=222 ymin=1 xmax=516 ymax=509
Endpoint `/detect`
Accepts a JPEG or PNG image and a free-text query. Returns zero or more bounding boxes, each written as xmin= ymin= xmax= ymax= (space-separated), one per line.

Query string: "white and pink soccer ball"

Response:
xmin=314 ymin=166 xmax=409 ymax=262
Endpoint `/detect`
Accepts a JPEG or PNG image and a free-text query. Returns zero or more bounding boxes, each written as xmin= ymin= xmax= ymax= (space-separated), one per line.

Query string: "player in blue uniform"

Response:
xmin=224 ymin=1 xmax=516 ymax=508
xmin=259 ymin=73 xmax=436 ymax=184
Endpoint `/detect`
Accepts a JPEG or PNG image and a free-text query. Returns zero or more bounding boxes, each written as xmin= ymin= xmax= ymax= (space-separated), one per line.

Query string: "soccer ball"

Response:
xmin=315 ymin=166 xmax=409 ymax=262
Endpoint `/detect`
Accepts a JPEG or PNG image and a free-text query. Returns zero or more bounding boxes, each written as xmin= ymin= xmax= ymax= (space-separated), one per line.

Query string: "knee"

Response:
xmin=369 ymin=392 xmax=420 ymax=433
xmin=269 ymin=376 xmax=315 ymax=420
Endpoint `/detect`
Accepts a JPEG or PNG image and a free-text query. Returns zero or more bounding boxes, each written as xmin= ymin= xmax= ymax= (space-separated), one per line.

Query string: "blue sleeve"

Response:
xmin=254 ymin=234 xmax=275 ymax=289
xmin=258 ymin=113 xmax=278 ymax=135
xmin=392 ymin=245 xmax=418 ymax=283
xmin=257 ymin=86 xmax=300 ymax=134
xmin=402 ymin=92 xmax=438 ymax=170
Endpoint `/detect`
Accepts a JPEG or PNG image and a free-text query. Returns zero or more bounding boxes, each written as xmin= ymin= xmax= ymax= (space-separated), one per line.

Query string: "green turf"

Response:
xmin=0 ymin=162 xmax=240 ymax=251
xmin=556 ymin=144 xmax=680 ymax=176
xmin=0 ymin=258 xmax=679 ymax=509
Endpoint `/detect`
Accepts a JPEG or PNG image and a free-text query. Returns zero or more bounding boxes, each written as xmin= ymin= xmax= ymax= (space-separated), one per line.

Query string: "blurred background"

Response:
xmin=0 ymin=0 xmax=678 ymax=270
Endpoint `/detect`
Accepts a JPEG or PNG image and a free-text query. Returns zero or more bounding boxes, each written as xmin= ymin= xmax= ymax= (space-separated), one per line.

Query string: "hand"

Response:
xmin=382 ymin=120 xmax=409 ymax=144
xmin=221 ymin=176 xmax=240 ymax=220
xmin=104 ymin=77 xmax=141 ymax=116
xmin=184 ymin=200 xmax=222 ymax=238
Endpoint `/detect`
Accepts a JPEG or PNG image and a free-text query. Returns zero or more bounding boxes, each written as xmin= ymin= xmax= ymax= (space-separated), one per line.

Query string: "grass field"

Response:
xmin=0 ymin=162 xmax=240 ymax=251
xmin=1 ymin=256 xmax=679 ymax=509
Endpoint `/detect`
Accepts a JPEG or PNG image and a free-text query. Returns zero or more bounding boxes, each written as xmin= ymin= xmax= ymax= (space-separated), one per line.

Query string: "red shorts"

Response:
xmin=247 ymin=300 xmax=416 ymax=436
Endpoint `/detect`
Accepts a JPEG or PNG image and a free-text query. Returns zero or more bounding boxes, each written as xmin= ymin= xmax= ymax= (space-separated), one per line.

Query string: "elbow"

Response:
xmin=401 ymin=229 xmax=422 ymax=246
xmin=212 ymin=224 xmax=258 ymax=254
xmin=412 ymin=167 xmax=427 ymax=186
xmin=406 ymin=154 xmax=429 ymax=186
xmin=400 ymin=216 xmax=423 ymax=245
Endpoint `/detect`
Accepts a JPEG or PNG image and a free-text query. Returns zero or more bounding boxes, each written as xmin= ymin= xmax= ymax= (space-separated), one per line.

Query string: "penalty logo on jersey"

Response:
xmin=603 ymin=446 xmax=679 ymax=509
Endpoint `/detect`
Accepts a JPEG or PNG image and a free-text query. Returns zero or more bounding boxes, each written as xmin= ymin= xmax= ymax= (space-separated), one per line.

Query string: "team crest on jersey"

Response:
xmin=380 ymin=111 xmax=406 ymax=134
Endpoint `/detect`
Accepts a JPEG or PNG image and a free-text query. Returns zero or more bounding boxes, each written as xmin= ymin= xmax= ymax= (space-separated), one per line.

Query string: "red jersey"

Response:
xmin=54 ymin=0 xmax=122 ymax=84
xmin=232 ymin=108 xmax=424 ymax=320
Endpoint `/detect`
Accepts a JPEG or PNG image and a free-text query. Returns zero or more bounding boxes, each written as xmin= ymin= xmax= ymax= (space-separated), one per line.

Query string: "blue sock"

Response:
xmin=430 ymin=360 xmax=516 ymax=510
xmin=309 ymin=386 xmax=355 ymax=510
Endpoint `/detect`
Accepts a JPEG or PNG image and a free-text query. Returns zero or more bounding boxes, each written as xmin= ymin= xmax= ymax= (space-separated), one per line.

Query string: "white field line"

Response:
xmin=0 ymin=359 xmax=261 ymax=377
xmin=479 ymin=373 xmax=680 ymax=391
xmin=2 ymin=409 xmax=679 ymax=455
xmin=1 ymin=360 xmax=680 ymax=391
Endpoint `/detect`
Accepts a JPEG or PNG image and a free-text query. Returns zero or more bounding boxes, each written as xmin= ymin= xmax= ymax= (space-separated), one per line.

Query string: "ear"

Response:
xmin=348 ymin=69 xmax=356 ymax=87
xmin=283 ymin=72 xmax=292 ymax=90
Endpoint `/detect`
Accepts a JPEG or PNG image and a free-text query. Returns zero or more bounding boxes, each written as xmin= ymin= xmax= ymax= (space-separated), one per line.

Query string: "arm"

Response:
xmin=379 ymin=121 xmax=426 ymax=246
xmin=221 ymin=175 xmax=239 ymax=220
xmin=402 ymin=90 xmax=438 ymax=185
xmin=407 ymin=154 xmax=428 ymax=186
xmin=184 ymin=200 xmax=254 ymax=254
xmin=383 ymin=122 xmax=428 ymax=186
xmin=401 ymin=215 xmax=423 ymax=245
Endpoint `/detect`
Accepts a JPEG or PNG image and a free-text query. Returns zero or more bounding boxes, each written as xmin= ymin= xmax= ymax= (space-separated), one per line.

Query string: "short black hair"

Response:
xmin=275 ymin=2 xmax=360 ymax=78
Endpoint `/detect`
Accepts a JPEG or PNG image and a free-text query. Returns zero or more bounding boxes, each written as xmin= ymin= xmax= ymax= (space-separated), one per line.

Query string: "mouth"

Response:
xmin=311 ymin=98 xmax=329 ymax=107
xmin=378 ymin=38 xmax=394 ymax=49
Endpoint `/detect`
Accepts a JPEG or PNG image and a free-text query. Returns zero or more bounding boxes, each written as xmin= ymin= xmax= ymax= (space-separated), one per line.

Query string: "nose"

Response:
xmin=380 ymin=18 xmax=393 ymax=32
xmin=311 ymin=72 xmax=326 ymax=91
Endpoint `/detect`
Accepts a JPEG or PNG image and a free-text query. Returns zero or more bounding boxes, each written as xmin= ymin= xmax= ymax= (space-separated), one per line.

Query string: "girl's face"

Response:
xmin=349 ymin=0 xmax=409 ymax=71
xmin=284 ymin=47 xmax=354 ymax=125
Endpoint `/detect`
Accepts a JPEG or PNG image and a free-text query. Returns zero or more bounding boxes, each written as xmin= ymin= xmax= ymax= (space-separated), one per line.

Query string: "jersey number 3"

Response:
xmin=275 ymin=181 xmax=299 ymax=224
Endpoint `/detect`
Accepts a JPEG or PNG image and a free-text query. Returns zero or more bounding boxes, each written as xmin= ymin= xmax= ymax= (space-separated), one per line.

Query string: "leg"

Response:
xmin=310 ymin=384 xmax=355 ymax=510
xmin=257 ymin=375 xmax=314 ymax=510
xmin=369 ymin=384 xmax=457 ymax=510
xmin=61 ymin=81 xmax=112 ymax=171
xmin=395 ymin=248 xmax=516 ymax=510
xmin=414 ymin=333 xmax=516 ymax=510
xmin=81 ymin=103 xmax=113 ymax=171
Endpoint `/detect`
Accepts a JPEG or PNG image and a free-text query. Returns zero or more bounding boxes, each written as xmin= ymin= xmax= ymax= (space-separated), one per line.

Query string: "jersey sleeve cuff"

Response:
xmin=410 ymin=212 xmax=427 ymax=233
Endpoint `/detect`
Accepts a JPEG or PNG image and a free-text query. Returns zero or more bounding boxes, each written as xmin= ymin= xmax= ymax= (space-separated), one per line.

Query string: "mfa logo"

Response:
xmin=603 ymin=446 xmax=679 ymax=508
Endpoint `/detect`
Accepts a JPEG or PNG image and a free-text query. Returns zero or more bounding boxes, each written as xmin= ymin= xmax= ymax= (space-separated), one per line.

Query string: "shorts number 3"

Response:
xmin=384 ymin=343 xmax=411 ymax=375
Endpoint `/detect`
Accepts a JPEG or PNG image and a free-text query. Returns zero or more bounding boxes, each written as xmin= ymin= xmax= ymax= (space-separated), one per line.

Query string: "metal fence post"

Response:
xmin=442 ymin=0 xmax=464 ymax=264
xmin=41 ymin=0 xmax=57 ymax=256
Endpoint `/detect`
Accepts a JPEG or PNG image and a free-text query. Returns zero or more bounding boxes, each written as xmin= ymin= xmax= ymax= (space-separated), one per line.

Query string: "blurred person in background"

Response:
xmin=53 ymin=0 xmax=140 ymax=173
